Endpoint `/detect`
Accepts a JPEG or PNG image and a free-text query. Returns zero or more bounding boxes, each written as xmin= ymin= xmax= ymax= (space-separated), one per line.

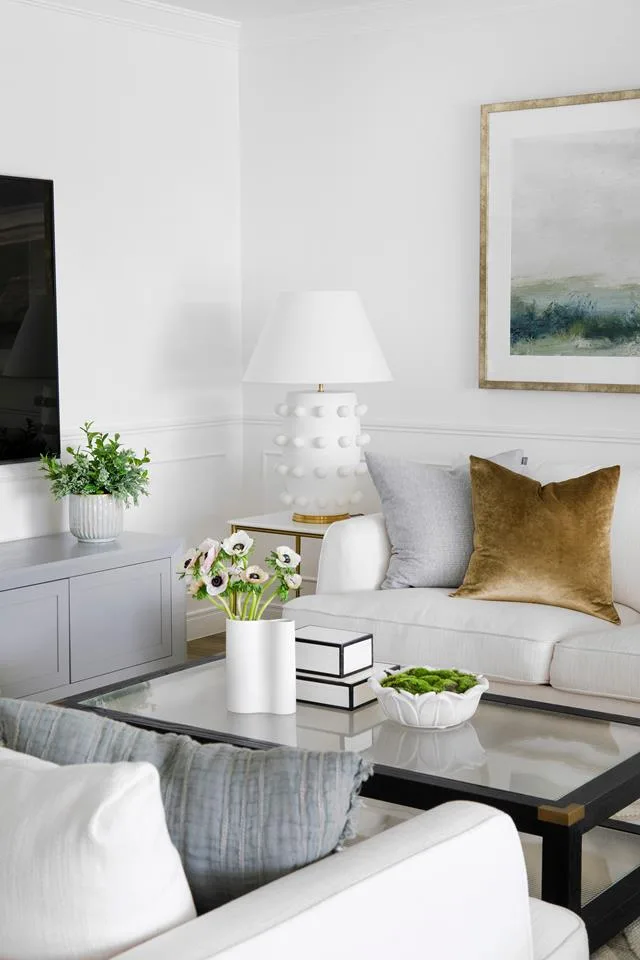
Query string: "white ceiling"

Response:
xmin=156 ymin=0 xmax=387 ymax=22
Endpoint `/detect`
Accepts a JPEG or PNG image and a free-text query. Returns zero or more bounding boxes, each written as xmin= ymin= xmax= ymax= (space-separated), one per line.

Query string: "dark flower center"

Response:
xmin=282 ymin=554 xmax=291 ymax=564
xmin=211 ymin=575 xmax=224 ymax=587
xmin=233 ymin=544 xmax=244 ymax=553
xmin=183 ymin=558 xmax=192 ymax=570
xmin=248 ymin=572 xmax=260 ymax=580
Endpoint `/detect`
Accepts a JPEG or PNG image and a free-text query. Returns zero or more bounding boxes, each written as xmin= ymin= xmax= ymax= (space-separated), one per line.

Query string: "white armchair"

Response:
xmin=114 ymin=801 xmax=587 ymax=960
xmin=316 ymin=513 xmax=390 ymax=594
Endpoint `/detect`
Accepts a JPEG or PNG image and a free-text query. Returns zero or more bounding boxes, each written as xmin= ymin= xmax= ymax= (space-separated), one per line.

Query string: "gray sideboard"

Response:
xmin=0 ymin=531 xmax=186 ymax=702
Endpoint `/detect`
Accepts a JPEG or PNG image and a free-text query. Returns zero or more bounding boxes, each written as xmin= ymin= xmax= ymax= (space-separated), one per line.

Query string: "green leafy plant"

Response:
xmin=178 ymin=532 xmax=302 ymax=621
xmin=40 ymin=421 xmax=150 ymax=506
xmin=380 ymin=667 xmax=479 ymax=696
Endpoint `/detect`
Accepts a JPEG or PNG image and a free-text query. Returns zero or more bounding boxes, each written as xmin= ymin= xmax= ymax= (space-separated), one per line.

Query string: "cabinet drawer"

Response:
xmin=0 ymin=580 xmax=70 ymax=698
xmin=70 ymin=559 xmax=172 ymax=682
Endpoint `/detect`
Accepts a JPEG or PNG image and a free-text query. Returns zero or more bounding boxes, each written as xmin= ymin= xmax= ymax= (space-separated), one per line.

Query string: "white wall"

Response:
xmin=0 ymin=0 xmax=243 ymax=625
xmin=240 ymin=0 xmax=640 ymax=525
xmin=4 ymin=0 xmax=640 ymax=632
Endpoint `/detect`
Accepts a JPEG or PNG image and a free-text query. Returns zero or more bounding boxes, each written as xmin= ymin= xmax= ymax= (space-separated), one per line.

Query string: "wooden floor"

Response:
xmin=187 ymin=632 xmax=226 ymax=660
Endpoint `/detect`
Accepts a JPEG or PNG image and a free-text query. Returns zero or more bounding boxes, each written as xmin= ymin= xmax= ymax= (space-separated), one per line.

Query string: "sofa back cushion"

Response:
xmin=534 ymin=461 xmax=640 ymax=613
xmin=366 ymin=449 xmax=524 ymax=589
xmin=0 ymin=746 xmax=195 ymax=960
xmin=452 ymin=458 xmax=620 ymax=623
xmin=0 ymin=699 xmax=371 ymax=915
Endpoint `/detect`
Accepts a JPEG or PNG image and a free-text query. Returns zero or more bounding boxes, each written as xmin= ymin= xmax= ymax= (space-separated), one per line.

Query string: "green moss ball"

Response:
xmin=380 ymin=667 xmax=479 ymax=696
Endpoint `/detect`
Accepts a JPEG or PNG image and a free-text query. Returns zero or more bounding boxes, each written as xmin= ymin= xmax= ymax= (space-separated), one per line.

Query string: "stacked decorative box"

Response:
xmin=295 ymin=624 xmax=376 ymax=711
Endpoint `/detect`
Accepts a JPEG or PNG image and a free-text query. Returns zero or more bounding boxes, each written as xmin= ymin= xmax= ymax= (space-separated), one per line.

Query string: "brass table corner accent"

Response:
xmin=537 ymin=803 xmax=585 ymax=827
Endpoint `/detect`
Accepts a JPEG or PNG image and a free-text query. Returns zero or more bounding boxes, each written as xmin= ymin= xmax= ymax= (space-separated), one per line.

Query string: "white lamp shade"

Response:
xmin=243 ymin=291 xmax=392 ymax=384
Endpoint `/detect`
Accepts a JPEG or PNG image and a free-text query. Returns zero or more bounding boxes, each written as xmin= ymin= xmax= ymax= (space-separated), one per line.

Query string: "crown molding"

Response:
xmin=7 ymin=0 xmax=241 ymax=47
xmin=240 ymin=0 xmax=615 ymax=48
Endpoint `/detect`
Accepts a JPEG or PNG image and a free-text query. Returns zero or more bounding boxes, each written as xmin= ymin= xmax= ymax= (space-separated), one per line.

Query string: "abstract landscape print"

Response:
xmin=510 ymin=128 xmax=640 ymax=358
xmin=480 ymin=89 xmax=640 ymax=393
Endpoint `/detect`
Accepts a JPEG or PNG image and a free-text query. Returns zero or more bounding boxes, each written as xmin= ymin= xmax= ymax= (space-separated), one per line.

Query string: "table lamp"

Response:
xmin=243 ymin=291 xmax=392 ymax=523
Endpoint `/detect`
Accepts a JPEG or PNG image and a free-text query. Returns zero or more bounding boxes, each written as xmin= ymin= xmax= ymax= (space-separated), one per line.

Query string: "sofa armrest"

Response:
xmin=113 ymin=802 xmax=535 ymax=960
xmin=315 ymin=513 xmax=391 ymax=594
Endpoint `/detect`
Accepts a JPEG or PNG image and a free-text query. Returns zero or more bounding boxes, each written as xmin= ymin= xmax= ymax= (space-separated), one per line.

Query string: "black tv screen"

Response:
xmin=0 ymin=175 xmax=60 ymax=464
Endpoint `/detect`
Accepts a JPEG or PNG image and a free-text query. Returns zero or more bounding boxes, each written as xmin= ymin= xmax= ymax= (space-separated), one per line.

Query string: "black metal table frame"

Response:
xmin=61 ymin=656 xmax=640 ymax=951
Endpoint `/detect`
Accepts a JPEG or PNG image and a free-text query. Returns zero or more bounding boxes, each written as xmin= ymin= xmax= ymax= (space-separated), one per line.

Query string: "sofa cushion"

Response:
xmin=535 ymin=460 xmax=640 ymax=614
xmin=550 ymin=625 xmax=640 ymax=702
xmin=365 ymin=448 xmax=524 ymax=589
xmin=0 ymin=746 xmax=196 ymax=960
xmin=287 ymin=589 xmax=640 ymax=684
xmin=453 ymin=458 xmax=620 ymax=624
xmin=529 ymin=899 xmax=589 ymax=960
xmin=0 ymin=699 xmax=371 ymax=915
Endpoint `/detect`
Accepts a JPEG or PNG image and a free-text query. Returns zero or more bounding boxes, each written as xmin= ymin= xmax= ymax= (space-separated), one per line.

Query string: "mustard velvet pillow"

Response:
xmin=452 ymin=457 xmax=620 ymax=624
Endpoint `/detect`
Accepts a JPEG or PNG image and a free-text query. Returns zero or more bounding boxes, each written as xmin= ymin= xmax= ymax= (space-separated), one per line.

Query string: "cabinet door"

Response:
xmin=0 ymin=581 xmax=70 ymax=698
xmin=70 ymin=559 xmax=172 ymax=682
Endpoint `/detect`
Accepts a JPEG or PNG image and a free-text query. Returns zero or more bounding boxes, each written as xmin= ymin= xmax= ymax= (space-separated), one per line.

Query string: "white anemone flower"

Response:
xmin=229 ymin=564 xmax=244 ymax=585
xmin=199 ymin=537 xmax=220 ymax=555
xmin=284 ymin=573 xmax=302 ymax=590
xmin=274 ymin=546 xmax=301 ymax=569
xmin=199 ymin=540 xmax=221 ymax=574
xmin=222 ymin=531 xmax=254 ymax=558
xmin=206 ymin=570 xmax=229 ymax=597
xmin=180 ymin=548 xmax=200 ymax=577
xmin=188 ymin=578 xmax=205 ymax=597
xmin=243 ymin=565 xmax=270 ymax=585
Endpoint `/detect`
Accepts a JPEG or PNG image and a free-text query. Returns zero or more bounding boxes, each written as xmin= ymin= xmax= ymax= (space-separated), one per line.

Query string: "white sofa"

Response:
xmin=113 ymin=801 xmax=587 ymax=960
xmin=287 ymin=459 xmax=640 ymax=714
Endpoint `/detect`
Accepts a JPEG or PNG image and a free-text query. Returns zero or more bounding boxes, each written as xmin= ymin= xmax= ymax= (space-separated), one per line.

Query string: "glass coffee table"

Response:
xmin=62 ymin=655 xmax=640 ymax=950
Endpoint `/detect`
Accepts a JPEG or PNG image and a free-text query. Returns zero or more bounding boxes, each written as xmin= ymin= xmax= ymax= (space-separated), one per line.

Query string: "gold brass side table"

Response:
xmin=227 ymin=511 xmax=343 ymax=600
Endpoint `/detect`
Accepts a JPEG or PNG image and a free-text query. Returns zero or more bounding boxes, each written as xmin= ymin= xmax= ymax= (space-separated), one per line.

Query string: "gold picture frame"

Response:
xmin=480 ymin=88 xmax=640 ymax=393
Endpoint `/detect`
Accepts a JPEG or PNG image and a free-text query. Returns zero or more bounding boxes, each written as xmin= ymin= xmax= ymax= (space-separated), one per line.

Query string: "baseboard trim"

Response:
xmin=187 ymin=607 xmax=226 ymax=641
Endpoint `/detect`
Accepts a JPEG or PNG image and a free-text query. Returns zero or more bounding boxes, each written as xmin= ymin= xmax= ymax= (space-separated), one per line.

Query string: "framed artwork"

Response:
xmin=480 ymin=88 xmax=640 ymax=393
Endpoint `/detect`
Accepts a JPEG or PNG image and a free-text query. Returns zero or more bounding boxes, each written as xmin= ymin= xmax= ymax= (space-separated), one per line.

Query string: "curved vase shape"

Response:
xmin=69 ymin=494 xmax=124 ymax=543
xmin=225 ymin=618 xmax=296 ymax=715
xmin=369 ymin=666 xmax=489 ymax=730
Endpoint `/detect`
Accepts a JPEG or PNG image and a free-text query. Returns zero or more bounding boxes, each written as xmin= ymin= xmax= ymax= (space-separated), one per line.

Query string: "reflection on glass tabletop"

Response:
xmin=79 ymin=658 xmax=640 ymax=803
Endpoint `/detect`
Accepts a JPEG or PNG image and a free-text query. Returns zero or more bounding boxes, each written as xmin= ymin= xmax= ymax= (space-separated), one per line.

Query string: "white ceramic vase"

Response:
xmin=69 ymin=494 xmax=124 ymax=543
xmin=225 ymin=618 xmax=296 ymax=715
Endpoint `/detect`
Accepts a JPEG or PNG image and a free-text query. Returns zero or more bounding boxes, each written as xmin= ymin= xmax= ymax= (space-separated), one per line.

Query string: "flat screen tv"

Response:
xmin=0 ymin=175 xmax=60 ymax=464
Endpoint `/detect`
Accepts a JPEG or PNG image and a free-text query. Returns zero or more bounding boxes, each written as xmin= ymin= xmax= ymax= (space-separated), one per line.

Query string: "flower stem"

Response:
xmin=256 ymin=590 xmax=278 ymax=621
xmin=208 ymin=594 xmax=234 ymax=620
xmin=238 ymin=591 xmax=249 ymax=620
xmin=249 ymin=591 xmax=262 ymax=620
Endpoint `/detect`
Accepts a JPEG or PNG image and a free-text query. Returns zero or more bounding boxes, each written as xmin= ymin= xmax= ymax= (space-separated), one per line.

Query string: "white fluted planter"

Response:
xmin=225 ymin=618 xmax=296 ymax=715
xmin=69 ymin=494 xmax=124 ymax=543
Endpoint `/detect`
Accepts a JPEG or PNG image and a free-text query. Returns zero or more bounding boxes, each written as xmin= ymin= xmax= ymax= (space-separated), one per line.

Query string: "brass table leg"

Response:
xmin=229 ymin=524 xmax=237 ymax=616
xmin=295 ymin=534 xmax=302 ymax=598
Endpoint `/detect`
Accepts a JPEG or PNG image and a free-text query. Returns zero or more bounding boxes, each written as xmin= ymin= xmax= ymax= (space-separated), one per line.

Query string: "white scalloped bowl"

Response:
xmin=369 ymin=666 xmax=489 ymax=730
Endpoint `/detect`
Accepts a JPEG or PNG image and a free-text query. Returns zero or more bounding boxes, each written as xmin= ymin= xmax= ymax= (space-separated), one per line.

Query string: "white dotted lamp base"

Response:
xmin=273 ymin=390 xmax=369 ymax=522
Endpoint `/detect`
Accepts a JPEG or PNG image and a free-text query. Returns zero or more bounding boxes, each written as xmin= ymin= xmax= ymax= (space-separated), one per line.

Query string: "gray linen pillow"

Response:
xmin=0 ymin=698 xmax=371 ymax=914
xmin=366 ymin=449 xmax=524 ymax=589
